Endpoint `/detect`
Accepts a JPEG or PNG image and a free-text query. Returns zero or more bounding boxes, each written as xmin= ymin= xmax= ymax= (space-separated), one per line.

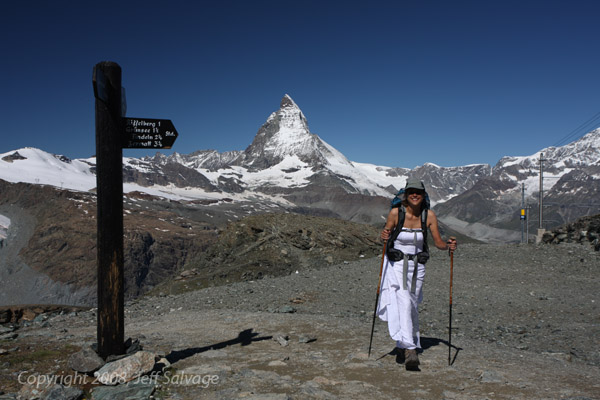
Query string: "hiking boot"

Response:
xmin=405 ymin=349 xmax=420 ymax=371
xmin=392 ymin=347 xmax=405 ymax=364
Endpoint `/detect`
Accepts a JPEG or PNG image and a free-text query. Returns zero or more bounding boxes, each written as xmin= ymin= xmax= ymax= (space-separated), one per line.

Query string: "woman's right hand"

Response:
xmin=381 ymin=228 xmax=391 ymax=241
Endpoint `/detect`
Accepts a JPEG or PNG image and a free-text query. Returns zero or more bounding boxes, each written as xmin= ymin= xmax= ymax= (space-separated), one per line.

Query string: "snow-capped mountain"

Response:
xmin=142 ymin=95 xmax=402 ymax=199
xmin=491 ymin=129 xmax=600 ymax=196
xmin=240 ymin=94 xmax=349 ymax=169
xmin=0 ymin=95 xmax=490 ymax=205
xmin=435 ymin=128 xmax=600 ymax=240
xmin=0 ymin=149 xmax=97 ymax=191
xmin=132 ymin=95 xmax=493 ymax=206
xmin=1 ymin=95 xmax=599 ymax=236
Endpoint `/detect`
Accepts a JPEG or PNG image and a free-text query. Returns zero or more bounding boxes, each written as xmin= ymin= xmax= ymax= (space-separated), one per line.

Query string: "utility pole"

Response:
xmin=526 ymin=203 xmax=530 ymax=243
xmin=521 ymin=183 xmax=525 ymax=243
xmin=536 ymin=153 xmax=546 ymax=243
xmin=538 ymin=153 xmax=544 ymax=230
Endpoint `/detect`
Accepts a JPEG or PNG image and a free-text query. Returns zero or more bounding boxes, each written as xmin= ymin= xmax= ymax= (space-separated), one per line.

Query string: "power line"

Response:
xmin=551 ymin=109 xmax=600 ymax=148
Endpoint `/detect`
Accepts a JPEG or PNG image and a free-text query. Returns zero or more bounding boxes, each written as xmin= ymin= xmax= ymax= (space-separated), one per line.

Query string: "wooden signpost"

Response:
xmin=92 ymin=61 xmax=178 ymax=358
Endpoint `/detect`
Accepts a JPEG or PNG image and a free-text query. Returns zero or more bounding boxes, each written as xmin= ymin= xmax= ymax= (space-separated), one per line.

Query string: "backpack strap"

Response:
xmin=387 ymin=206 xmax=406 ymax=248
xmin=421 ymin=210 xmax=429 ymax=257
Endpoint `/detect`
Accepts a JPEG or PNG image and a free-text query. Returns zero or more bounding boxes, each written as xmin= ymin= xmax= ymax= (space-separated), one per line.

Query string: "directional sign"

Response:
xmin=123 ymin=118 xmax=178 ymax=149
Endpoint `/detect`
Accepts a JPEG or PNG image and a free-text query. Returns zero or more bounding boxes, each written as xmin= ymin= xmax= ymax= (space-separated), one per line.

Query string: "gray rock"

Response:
xmin=68 ymin=346 xmax=105 ymax=374
xmin=94 ymin=351 xmax=156 ymax=385
xmin=268 ymin=360 xmax=288 ymax=366
xmin=562 ymin=397 xmax=597 ymax=400
xmin=277 ymin=305 xmax=296 ymax=314
xmin=124 ymin=337 xmax=142 ymax=354
xmin=542 ymin=351 xmax=572 ymax=362
xmin=17 ymin=381 xmax=46 ymax=400
xmin=274 ymin=334 xmax=289 ymax=347
xmin=479 ymin=370 xmax=504 ymax=383
xmin=240 ymin=395 xmax=291 ymax=400
xmin=299 ymin=381 xmax=337 ymax=399
xmin=0 ymin=325 xmax=16 ymax=334
xmin=33 ymin=313 xmax=49 ymax=324
xmin=90 ymin=382 xmax=154 ymax=400
xmin=43 ymin=384 xmax=84 ymax=400
xmin=0 ymin=332 xmax=17 ymax=341
xmin=298 ymin=334 xmax=317 ymax=344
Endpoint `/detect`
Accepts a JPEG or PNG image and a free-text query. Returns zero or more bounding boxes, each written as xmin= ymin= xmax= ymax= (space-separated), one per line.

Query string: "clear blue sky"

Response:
xmin=2 ymin=0 xmax=599 ymax=168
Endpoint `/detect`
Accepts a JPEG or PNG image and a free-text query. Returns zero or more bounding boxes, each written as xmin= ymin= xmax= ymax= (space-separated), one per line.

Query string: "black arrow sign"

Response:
xmin=123 ymin=118 xmax=178 ymax=149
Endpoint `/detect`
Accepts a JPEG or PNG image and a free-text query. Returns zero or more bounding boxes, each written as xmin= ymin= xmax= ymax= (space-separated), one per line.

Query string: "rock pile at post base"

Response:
xmin=542 ymin=213 xmax=600 ymax=250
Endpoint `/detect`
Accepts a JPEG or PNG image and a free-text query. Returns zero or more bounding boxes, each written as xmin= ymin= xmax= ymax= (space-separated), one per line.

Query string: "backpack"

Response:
xmin=386 ymin=190 xmax=430 ymax=263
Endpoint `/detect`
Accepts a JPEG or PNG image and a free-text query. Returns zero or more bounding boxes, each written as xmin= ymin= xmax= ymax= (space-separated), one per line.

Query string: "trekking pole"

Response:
xmin=368 ymin=242 xmax=387 ymax=358
xmin=448 ymin=237 xmax=455 ymax=366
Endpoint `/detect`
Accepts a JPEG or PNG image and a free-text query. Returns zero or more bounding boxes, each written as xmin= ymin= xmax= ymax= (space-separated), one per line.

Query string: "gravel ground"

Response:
xmin=146 ymin=242 xmax=600 ymax=367
xmin=1 ymin=242 xmax=599 ymax=399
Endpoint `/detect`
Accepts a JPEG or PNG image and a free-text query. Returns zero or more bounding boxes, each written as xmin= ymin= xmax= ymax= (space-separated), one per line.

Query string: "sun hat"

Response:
xmin=390 ymin=179 xmax=429 ymax=208
xmin=404 ymin=180 xmax=425 ymax=191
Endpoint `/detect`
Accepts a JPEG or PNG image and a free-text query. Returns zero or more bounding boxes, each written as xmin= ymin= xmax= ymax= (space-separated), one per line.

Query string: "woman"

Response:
xmin=378 ymin=179 xmax=457 ymax=370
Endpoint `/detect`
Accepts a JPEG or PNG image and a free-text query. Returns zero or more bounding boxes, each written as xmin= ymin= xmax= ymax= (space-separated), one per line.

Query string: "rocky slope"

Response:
xmin=0 ymin=180 xmax=395 ymax=306
xmin=0 ymin=181 xmax=219 ymax=305
xmin=155 ymin=213 xmax=383 ymax=294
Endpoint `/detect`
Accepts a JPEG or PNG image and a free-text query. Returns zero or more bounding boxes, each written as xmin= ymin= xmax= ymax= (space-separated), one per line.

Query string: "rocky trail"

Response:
xmin=1 ymin=242 xmax=599 ymax=399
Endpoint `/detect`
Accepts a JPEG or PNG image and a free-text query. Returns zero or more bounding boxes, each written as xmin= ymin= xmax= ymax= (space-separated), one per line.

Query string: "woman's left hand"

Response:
xmin=447 ymin=237 xmax=457 ymax=252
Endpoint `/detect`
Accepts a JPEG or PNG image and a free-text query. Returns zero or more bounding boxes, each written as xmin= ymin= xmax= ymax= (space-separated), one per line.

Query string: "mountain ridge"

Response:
xmin=1 ymin=96 xmax=600 ymax=235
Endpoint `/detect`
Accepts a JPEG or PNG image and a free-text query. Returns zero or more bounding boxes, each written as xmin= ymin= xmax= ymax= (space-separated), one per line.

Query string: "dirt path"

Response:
xmin=117 ymin=308 xmax=600 ymax=399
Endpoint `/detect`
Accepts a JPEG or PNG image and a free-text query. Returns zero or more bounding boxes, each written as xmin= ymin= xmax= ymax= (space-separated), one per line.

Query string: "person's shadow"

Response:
xmin=378 ymin=336 xmax=462 ymax=367
xmin=166 ymin=328 xmax=272 ymax=364
xmin=422 ymin=336 xmax=462 ymax=365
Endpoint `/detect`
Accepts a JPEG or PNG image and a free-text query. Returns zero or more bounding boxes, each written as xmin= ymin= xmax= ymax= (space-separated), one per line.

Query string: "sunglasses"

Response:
xmin=406 ymin=189 xmax=425 ymax=196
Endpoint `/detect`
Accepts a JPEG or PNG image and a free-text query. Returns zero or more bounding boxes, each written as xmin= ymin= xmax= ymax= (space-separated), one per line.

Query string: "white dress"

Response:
xmin=376 ymin=228 xmax=426 ymax=350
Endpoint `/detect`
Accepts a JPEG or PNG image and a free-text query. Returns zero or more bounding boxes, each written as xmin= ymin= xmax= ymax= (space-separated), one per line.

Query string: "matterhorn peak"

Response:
xmin=280 ymin=94 xmax=299 ymax=109
xmin=236 ymin=95 xmax=354 ymax=172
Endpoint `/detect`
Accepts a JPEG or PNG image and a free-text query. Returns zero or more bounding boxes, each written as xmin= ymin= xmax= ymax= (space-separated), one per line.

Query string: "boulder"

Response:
xmin=68 ymin=347 xmax=105 ymax=374
xmin=93 ymin=351 xmax=155 ymax=385
xmin=90 ymin=382 xmax=154 ymax=400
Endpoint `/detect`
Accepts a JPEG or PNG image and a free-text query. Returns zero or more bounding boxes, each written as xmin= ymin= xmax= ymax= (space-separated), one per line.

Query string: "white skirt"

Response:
xmin=376 ymin=255 xmax=425 ymax=349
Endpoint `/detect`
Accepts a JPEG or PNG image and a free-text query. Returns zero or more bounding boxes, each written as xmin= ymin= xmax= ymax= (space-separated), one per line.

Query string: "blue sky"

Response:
xmin=2 ymin=0 xmax=599 ymax=168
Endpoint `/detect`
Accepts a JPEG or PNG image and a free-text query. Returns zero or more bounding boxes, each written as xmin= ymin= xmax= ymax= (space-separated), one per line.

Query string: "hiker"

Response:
xmin=378 ymin=180 xmax=457 ymax=370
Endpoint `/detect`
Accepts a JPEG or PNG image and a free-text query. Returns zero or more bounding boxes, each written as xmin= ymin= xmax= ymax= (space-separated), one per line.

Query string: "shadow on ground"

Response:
xmin=166 ymin=328 xmax=272 ymax=364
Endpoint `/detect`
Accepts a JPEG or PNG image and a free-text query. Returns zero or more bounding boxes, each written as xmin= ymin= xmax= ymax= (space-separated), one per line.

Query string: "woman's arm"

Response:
xmin=427 ymin=210 xmax=457 ymax=251
xmin=380 ymin=207 xmax=398 ymax=241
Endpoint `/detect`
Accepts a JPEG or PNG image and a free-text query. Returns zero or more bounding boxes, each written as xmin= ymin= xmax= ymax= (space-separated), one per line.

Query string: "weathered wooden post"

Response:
xmin=92 ymin=61 xmax=178 ymax=359
xmin=93 ymin=61 xmax=125 ymax=358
